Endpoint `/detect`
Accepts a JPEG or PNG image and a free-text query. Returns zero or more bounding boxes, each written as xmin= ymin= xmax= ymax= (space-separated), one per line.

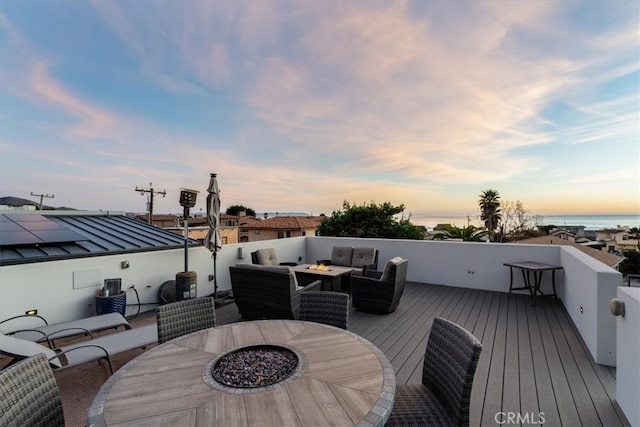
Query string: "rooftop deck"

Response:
xmin=16 ymin=281 xmax=630 ymax=427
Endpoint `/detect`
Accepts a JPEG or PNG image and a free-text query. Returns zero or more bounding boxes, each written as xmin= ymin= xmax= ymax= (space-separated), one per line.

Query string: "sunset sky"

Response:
xmin=1 ymin=1 xmax=638 ymax=218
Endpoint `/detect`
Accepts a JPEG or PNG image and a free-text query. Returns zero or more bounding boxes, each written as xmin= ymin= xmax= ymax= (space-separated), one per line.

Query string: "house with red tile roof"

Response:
xmin=238 ymin=216 xmax=325 ymax=242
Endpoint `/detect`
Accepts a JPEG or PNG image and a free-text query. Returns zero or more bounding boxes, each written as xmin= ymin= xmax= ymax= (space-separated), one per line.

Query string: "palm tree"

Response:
xmin=434 ymin=225 xmax=488 ymax=242
xmin=478 ymin=189 xmax=501 ymax=242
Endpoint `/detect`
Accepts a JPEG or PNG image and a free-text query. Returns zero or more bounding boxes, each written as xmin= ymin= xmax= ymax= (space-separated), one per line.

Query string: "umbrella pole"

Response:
xmin=213 ymin=252 xmax=218 ymax=300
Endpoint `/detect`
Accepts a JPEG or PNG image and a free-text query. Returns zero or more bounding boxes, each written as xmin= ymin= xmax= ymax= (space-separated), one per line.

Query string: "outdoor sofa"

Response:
xmin=229 ymin=264 xmax=321 ymax=320
xmin=318 ymin=246 xmax=378 ymax=274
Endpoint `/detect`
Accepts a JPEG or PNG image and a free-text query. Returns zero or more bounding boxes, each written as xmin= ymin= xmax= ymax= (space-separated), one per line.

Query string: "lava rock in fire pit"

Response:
xmin=212 ymin=345 xmax=298 ymax=388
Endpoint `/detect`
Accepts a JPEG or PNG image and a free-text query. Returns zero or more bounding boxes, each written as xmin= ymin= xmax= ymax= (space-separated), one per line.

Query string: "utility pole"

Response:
xmin=30 ymin=192 xmax=54 ymax=210
xmin=135 ymin=183 xmax=166 ymax=225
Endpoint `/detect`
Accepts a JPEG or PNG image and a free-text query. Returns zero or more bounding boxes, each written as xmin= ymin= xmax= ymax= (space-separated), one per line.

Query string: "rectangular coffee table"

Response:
xmin=291 ymin=264 xmax=355 ymax=291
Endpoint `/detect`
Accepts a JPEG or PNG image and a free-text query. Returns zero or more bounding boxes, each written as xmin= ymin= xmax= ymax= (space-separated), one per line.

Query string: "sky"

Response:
xmin=1 ymin=1 xmax=639 ymax=219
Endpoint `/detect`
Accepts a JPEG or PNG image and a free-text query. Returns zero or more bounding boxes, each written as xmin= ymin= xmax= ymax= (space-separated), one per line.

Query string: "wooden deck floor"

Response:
xmin=20 ymin=281 xmax=629 ymax=426
xmin=217 ymin=281 xmax=629 ymax=427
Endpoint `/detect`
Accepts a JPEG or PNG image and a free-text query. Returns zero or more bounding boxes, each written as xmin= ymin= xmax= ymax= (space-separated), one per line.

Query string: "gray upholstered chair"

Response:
xmin=386 ymin=317 xmax=482 ymax=426
xmin=299 ymin=291 xmax=349 ymax=329
xmin=0 ymin=353 xmax=65 ymax=427
xmin=350 ymin=257 xmax=408 ymax=313
xmin=251 ymin=248 xmax=297 ymax=266
xmin=229 ymin=264 xmax=321 ymax=320
xmin=157 ymin=297 xmax=216 ymax=344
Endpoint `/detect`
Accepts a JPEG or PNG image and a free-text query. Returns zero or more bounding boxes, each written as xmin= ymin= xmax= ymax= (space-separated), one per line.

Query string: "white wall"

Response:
xmin=0 ymin=238 xmax=308 ymax=325
xmin=305 ymin=237 xmax=621 ymax=366
xmin=616 ymin=287 xmax=640 ymax=426
xmin=305 ymin=237 xmax=562 ymax=293
xmin=559 ymin=246 xmax=621 ymax=366
xmin=1 ymin=236 xmax=621 ymax=366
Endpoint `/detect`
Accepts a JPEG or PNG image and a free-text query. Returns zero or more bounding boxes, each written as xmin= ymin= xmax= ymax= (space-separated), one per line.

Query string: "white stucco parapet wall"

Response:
xmin=616 ymin=286 xmax=640 ymax=427
xmin=0 ymin=236 xmax=621 ymax=366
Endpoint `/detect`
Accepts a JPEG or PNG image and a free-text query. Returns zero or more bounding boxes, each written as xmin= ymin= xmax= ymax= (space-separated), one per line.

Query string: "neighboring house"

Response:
xmin=164 ymin=215 xmax=241 ymax=245
xmin=238 ymin=216 xmax=324 ymax=242
xmin=595 ymin=227 xmax=639 ymax=254
xmin=135 ymin=214 xmax=180 ymax=228
xmin=550 ymin=228 xmax=577 ymax=241
xmin=512 ymin=235 xmax=624 ymax=269
xmin=549 ymin=225 xmax=586 ymax=237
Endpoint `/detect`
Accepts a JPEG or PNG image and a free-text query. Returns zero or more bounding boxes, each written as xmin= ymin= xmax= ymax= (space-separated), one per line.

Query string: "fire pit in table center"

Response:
xmin=308 ymin=264 xmax=331 ymax=271
xmin=210 ymin=345 xmax=299 ymax=388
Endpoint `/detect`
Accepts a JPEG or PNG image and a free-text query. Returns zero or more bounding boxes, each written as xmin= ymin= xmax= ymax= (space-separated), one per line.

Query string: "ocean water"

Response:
xmin=408 ymin=213 xmax=640 ymax=230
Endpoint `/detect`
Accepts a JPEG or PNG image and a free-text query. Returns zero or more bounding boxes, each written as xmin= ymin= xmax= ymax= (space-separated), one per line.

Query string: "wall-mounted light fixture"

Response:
xmin=610 ymin=298 xmax=625 ymax=317
xmin=238 ymin=247 xmax=245 ymax=259
xmin=25 ymin=309 xmax=38 ymax=316
xmin=121 ymin=260 xmax=130 ymax=269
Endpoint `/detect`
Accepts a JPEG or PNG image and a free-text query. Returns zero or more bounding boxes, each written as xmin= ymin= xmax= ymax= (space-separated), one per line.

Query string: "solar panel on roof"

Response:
xmin=0 ymin=214 xmax=87 ymax=246
xmin=0 ymin=221 xmax=25 ymax=232
xmin=1 ymin=231 xmax=43 ymax=245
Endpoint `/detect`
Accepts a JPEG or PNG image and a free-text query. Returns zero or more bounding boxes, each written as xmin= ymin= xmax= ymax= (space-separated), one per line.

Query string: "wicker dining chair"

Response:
xmin=299 ymin=291 xmax=349 ymax=329
xmin=386 ymin=317 xmax=483 ymax=427
xmin=157 ymin=297 xmax=216 ymax=344
xmin=0 ymin=353 xmax=65 ymax=427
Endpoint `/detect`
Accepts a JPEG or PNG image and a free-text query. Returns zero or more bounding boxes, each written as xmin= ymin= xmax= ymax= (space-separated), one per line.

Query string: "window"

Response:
xmin=277 ymin=231 xmax=284 ymax=239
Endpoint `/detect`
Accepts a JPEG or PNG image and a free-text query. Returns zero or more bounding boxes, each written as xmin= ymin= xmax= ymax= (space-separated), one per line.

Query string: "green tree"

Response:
xmin=620 ymin=250 xmax=640 ymax=276
xmin=226 ymin=205 xmax=256 ymax=217
xmin=317 ymin=201 xmax=425 ymax=239
xmin=434 ymin=225 xmax=488 ymax=242
xmin=478 ymin=189 xmax=501 ymax=242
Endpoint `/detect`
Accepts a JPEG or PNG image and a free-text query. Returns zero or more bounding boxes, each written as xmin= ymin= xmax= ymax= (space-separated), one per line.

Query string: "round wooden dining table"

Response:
xmin=87 ymin=320 xmax=395 ymax=427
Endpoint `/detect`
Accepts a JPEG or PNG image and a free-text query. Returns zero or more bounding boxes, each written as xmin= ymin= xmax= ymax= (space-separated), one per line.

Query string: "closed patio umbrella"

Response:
xmin=205 ymin=173 xmax=222 ymax=299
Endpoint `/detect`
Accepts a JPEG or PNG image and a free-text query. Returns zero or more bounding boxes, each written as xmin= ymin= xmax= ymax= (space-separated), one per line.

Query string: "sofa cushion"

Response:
xmin=331 ymin=246 xmax=354 ymax=266
xmin=381 ymin=257 xmax=404 ymax=282
xmin=254 ymin=248 xmax=280 ymax=265
xmin=351 ymin=247 xmax=376 ymax=268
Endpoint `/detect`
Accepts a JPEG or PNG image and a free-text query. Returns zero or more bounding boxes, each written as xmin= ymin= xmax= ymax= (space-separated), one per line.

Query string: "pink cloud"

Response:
xmin=30 ymin=62 xmax=116 ymax=138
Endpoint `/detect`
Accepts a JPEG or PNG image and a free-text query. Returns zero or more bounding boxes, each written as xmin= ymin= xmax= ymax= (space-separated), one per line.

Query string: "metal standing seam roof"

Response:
xmin=0 ymin=213 xmax=199 ymax=266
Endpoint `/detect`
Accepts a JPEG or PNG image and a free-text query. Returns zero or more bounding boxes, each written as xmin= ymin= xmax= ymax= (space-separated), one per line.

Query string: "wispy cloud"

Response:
xmin=30 ymin=63 xmax=116 ymax=138
xmin=2 ymin=1 xmax=638 ymax=214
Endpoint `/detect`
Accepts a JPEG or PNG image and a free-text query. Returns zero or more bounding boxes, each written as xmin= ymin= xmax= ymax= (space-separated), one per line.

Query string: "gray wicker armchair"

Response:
xmin=157 ymin=297 xmax=216 ymax=344
xmin=229 ymin=264 xmax=321 ymax=320
xmin=386 ymin=317 xmax=483 ymax=427
xmin=299 ymin=291 xmax=349 ymax=329
xmin=350 ymin=257 xmax=408 ymax=313
xmin=0 ymin=353 xmax=65 ymax=427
